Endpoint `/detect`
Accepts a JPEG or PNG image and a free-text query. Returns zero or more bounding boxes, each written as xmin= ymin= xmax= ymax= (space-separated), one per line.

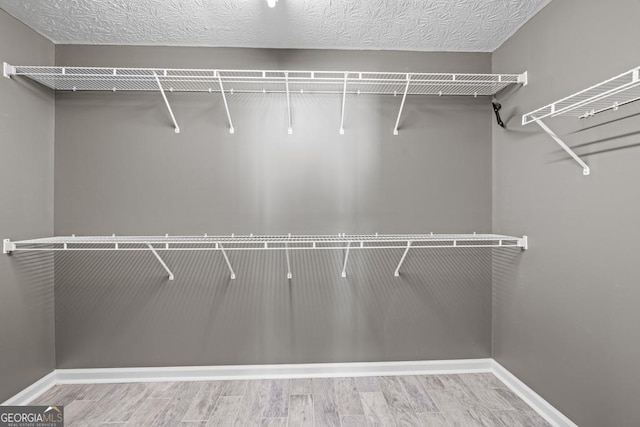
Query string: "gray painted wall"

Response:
xmin=0 ymin=10 xmax=55 ymax=402
xmin=53 ymin=46 xmax=497 ymax=368
xmin=492 ymin=1 xmax=640 ymax=426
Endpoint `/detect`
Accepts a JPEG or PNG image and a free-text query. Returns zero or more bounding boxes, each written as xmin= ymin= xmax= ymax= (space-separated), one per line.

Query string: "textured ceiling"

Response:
xmin=0 ymin=0 xmax=552 ymax=52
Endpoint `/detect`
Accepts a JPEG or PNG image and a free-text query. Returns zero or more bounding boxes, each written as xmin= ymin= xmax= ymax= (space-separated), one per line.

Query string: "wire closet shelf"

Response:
xmin=3 ymin=234 xmax=528 ymax=281
xmin=522 ymin=66 xmax=640 ymax=175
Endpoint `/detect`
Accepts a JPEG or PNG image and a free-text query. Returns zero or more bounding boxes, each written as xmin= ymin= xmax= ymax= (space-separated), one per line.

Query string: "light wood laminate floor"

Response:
xmin=30 ymin=373 xmax=550 ymax=426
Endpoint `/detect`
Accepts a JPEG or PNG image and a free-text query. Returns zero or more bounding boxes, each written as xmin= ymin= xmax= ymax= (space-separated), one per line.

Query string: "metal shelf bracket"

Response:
xmin=285 ymin=242 xmax=292 ymax=279
xmin=285 ymin=72 xmax=293 ymax=135
xmin=3 ymin=62 xmax=15 ymax=79
xmin=393 ymin=74 xmax=411 ymax=135
xmin=518 ymin=236 xmax=528 ymax=250
xmin=217 ymin=72 xmax=235 ymax=134
xmin=147 ymin=243 xmax=174 ymax=280
xmin=153 ymin=71 xmax=181 ymax=134
xmin=341 ymin=241 xmax=351 ymax=278
xmin=219 ymin=244 xmax=236 ymax=280
xmin=340 ymin=73 xmax=347 ymax=135
xmin=534 ymin=119 xmax=590 ymax=175
xmin=394 ymin=241 xmax=412 ymax=277
xmin=3 ymin=239 xmax=15 ymax=254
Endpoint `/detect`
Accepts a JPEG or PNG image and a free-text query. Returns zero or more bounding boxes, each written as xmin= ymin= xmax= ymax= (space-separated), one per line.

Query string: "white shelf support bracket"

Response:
xmin=3 ymin=62 xmax=15 ymax=79
xmin=393 ymin=74 xmax=411 ymax=135
xmin=153 ymin=72 xmax=180 ymax=134
xmin=285 ymin=72 xmax=293 ymax=134
xmin=341 ymin=241 xmax=352 ymax=278
xmin=340 ymin=73 xmax=348 ymax=135
xmin=217 ymin=73 xmax=235 ymax=134
xmin=534 ymin=119 xmax=590 ymax=175
xmin=3 ymin=239 xmax=15 ymax=254
xmin=219 ymin=244 xmax=236 ymax=280
xmin=394 ymin=241 xmax=412 ymax=277
xmin=285 ymin=243 xmax=292 ymax=279
xmin=146 ymin=244 xmax=174 ymax=280
xmin=518 ymin=71 xmax=528 ymax=87
xmin=518 ymin=236 xmax=528 ymax=250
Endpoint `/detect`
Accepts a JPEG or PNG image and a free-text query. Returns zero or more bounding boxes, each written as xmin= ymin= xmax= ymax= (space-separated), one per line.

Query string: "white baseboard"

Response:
xmin=492 ymin=360 xmax=578 ymax=427
xmin=2 ymin=358 xmax=576 ymax=427
xmin=54 ymin=358 xmax=493 ymax=384
xmin=1 ymin=371 xmax=57 ymax=406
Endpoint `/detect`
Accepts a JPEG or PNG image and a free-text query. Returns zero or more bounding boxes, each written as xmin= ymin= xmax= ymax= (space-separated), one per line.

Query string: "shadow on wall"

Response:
xmin=10 ymin=251 xmax=55 ymax=312
xmin=53 ymin=247 xmax=494 ymax=368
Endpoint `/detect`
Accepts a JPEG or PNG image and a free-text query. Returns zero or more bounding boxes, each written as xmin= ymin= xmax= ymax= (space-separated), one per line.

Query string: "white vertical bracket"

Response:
xmin=394 ymin=241 xmax=412 ymax=277
xmin=341 ymin=241 xmax=351 ymax=278
xmin=3 ymin=62 xmax=15 ymax=79
xmin=3 ymin=239 xmax=15 ymax=254
xmin=518 ymin=236 xmax=528 ymax=250
xmin=153 ymin=71 xmax=180 ymax=134
xmin=534 ymin=119 xmax=590 ymax=175
xmin=285 ymin=72 xmax=293 ymax=135
xmin=285 ymin=242 xmax=292 ymax=279
xmin=146 ymin=243 xmax=174 ymax=280
xmin=217 ymin=72 xmax=235 ymax=134
xmin=393 ymin=74 xmax=411 ymax=135
xmin=219 ymin=244 xmax=236 ymax=280
xmin=340 ymin=73 xmax=348 ymax=135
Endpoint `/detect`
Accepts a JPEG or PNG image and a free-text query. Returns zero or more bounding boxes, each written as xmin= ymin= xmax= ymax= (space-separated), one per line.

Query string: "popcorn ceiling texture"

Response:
xmin=0 ymin=0 xmax=551 ymax=51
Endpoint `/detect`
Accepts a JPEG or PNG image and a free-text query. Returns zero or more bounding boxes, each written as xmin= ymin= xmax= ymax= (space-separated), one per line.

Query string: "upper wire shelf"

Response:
xmin=3 ymin=233 xmax=527 ymax=281
xmin=5 ymin=64 xmax=525 ymax=96
xmin=522 ymin=66 xmax=640 ymax=176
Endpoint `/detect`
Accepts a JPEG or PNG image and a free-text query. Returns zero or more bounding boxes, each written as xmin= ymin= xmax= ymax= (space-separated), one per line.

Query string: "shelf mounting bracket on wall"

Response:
xmin=219 ymin=244 xmax=236 ymax=280
xmin=340 ymin=73 xmax=348 ymax=135
xmin=217 ymin=72 xmax=235 ymax=134
xmin=153 ymin=71 xmax=180 ymax=134
xmin=394 ymin=241 xmax=412 ymax=277
xmin=285 ymin=72 xmax=293 ymax=135
xmin=146 ymin=243 xmax=174 ymax=280
xmin=3 ymin=62 xmax=15 ymax=79
xmin=533 ymin=118 xmax=590 ymax=175
xmin=341 ymin=241 xmax=351 ymax=278
xmin=285 ymin=242 xmax=292 ymax=279
xmin=3 ymin=239 xmax=15 ymax=254
xmin=393 ymin=74 xmax=411 ymax=136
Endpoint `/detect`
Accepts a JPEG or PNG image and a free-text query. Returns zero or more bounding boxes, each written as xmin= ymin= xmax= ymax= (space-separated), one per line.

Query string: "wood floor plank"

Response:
xmin=354 ymin=376 xmax=381 ymax=393
xmin=360 ymin=392 xmax=396 ymax=426
xmin=260 ymin=417 xmax=288 ymax=426
xmin=290 ymin=378 xmax=313 ymax=395
xmin=182 ymin=382 xmax=224 ymax=421
xmin=415 ymin=375 xmax=446 ymax=392
xmin=493 ymin=410 xmax=551 ymax=427
xmin=221 ymin=380 xmax=249 ymax=396
xmin=377 ymin=376 xmax=422 ymax=425
xmin=150 ymin=382 xmax=204 ymax=427
xmin=417 ymin=412 xmax=450 ymax=427
xmin=206 ymin=395 xmax=243 ymax=427
xmin=340 ymin=414 xmax=368 ymax=427
xmin=63 ymin=399 xmax=99 ymax=427
xmin=460 ymin=373 xmax=506 ymax=390
xmin=312 ymin=378 xmax=340 ymax=427
xmin=397 ymin=375 xmax=440 ymax=413
xmin=232 ymin=379 xmax=271 ymax=426
xmin=125 ymin=398 xmax=171 ymax=426
xmin=443 ymin=407 xmax=507 ymax=427
xmin=103 ymin=382 xmax=154 ymax=423
xmin=262 ymin=379 xmax=290 ymax=418
xmin=288 ymin=394 xmax=313 ymax=426
xmin=335 ymin=377 xmax=364 ymax=416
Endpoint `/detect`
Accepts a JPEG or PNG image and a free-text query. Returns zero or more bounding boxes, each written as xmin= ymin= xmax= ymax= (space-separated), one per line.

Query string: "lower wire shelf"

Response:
xmin=3 ymin=233 xmax=527 ymax=280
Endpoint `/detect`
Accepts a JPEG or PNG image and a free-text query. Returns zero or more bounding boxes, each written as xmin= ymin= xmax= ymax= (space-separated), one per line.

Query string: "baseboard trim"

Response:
xmin=55 ymin=358 xmax=493 ymax=383
xmin=492 ymin=360 xmax=578 ymax=427
xmin=1 ymin=371 xmax=57 ymax=406
xmin=2 ymin=359 xmax=576 ymax=427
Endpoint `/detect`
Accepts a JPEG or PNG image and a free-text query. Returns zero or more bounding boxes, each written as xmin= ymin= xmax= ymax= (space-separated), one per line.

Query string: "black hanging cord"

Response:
xmin=493 ymin=100 xmax=506 ymax=128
